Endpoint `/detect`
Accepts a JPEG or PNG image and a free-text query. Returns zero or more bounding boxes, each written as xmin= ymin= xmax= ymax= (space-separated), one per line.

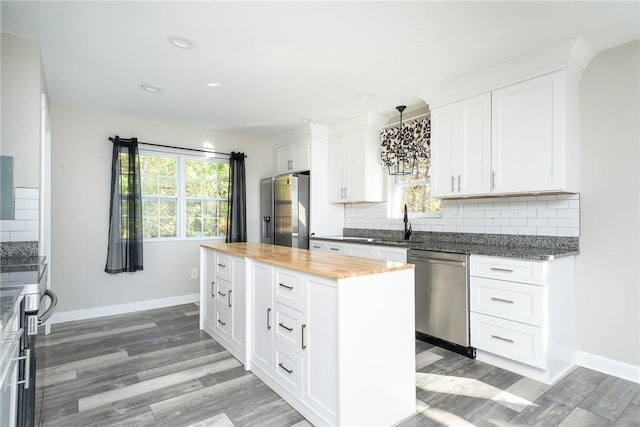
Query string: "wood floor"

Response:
xmin=36 ymin=303 xmax=639 ymax=426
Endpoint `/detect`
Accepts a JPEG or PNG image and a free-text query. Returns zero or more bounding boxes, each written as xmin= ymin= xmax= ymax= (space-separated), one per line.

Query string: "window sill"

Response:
xmin=143 ymin=236 xmax=227 ymax=243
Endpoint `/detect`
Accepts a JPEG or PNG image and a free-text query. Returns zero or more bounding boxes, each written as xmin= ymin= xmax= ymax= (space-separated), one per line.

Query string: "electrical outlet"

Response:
xmin=190 ymin=268 xmax=198 ymax=279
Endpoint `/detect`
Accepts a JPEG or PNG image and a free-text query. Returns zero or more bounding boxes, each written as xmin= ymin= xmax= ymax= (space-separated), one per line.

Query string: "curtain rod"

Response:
xmin=108 ymin=137 xmax=247 ymax=158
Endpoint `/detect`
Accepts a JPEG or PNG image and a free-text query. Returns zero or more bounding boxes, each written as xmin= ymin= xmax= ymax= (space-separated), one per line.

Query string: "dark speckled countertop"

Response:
xmin=311 ymin=230 xmax=579 ymax=261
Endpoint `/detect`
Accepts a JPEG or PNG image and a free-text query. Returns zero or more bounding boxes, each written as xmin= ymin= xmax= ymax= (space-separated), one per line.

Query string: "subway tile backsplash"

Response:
xmin=344 ymin=194 xmax=580 ymax=237
xmin=0 ymin=187 xmax=40 ymax=242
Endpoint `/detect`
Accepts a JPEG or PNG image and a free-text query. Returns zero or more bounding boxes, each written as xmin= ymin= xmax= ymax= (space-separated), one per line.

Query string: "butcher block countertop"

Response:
xmin=201 ymin=242 xmax=413 ymax=279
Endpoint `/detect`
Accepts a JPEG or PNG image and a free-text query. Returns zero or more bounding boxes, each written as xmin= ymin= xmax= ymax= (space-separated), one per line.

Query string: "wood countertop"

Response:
xmin=201 ymin=242 xmax=413 ymax=279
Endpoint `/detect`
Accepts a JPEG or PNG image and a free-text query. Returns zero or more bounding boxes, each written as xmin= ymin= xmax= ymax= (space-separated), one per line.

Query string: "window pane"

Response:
xmin=143 ymin=218 xmax=158 ymax=238
xmin=185 ymin=179 xmax=201 ymax=197
xmin=142 ymin=176 xmax=158 ymax=195
xmin=185 ymin=160 xmax=202 ymax=179
xmin=142 ymin=199 xmax=158 ymax=218
xmin=158 ymin=157 xmax=177 ymax=176
xmin=203 ymin=201 xmax=216 ymax=218
xmin=187 ymin=218 xmax=202 ymax=237
xmin=159 ymin=218 xmax=177 ymax=238
xmin=159 ymin=199 xmax=177 ymax=217
xmin=402 ymin=183 xmax=441 ymax=214
xmin=159 ymin=177 xmax=177 ymax=196
xmin=203 ymin=219 xmax=217 ymax=236
xmin=203 ymin=179 xmax=218 ymax=198
xmin=140 ymin=155 xmax=156 ymax=175
xmin=186 ymin=200 xmax=203 ymax=218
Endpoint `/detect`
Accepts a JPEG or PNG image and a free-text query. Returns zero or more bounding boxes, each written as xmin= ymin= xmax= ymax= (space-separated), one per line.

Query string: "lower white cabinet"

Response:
xmin=470 ymin=254 xmax=575 ymax=384
xmin=199 ymin=248 xmax=245 ymax=364
xmin=247 ymin=262 xmax=414 ymax=426
xmin=311 ymin=240 xmax=408 ymax=263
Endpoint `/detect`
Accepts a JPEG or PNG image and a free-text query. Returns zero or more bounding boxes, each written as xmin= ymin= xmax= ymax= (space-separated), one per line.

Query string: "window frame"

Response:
xmin=139 ymin=149 xmax=229 ymax=243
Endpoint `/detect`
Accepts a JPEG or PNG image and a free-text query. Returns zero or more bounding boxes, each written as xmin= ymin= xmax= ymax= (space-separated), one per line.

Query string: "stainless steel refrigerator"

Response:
xmin=260 ymin=173 xmax=310 ymax=249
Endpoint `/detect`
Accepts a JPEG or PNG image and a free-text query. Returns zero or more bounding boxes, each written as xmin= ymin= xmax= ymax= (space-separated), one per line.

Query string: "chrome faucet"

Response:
xmin=403 ymin=204 xmax=412 ymax=240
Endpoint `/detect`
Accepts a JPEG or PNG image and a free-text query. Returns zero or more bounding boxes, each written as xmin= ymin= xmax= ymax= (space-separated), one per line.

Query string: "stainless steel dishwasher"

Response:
xmin=409 ymin=249 xmax=475 ymax=358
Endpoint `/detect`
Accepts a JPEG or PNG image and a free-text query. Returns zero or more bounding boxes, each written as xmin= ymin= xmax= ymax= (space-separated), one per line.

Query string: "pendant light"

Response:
xmin=388 ymin=105 xmax=416 ymax=176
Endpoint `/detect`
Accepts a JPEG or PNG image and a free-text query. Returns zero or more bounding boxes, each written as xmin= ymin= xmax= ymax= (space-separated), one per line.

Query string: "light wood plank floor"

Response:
xmin=36 ymin=303 xmax=639 ymax=426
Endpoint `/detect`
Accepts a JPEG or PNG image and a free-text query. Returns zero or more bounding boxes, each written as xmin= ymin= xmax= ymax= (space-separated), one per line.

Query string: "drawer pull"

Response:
xmin=491 ymin=334 xmax=514 ymax=344
xmin=228 ymin=290 xmax=232 ymax=307
xmin=217 ymin=319 xmax=226 ymax=326
xmin=217 ymin=291 xmax=226 ymax=297
xmin=302 ymin=324 xmax=307 ymax=350
xmin=330 ymin=247 xmax=340 ymax=251
xmin=211 ymin=282 xmax=215 ymax=297
xmin=279 ymin=283 xmax=294 ymax=290
xmin=312 ymin=245 xmax=321 ymax=249
xmin=278 ymin=322 xmax=293 ymax=332
xmin=278 ymin=363 xmax=293 ymax=374
xmin=267 ymin=308 xmax=272 ymax=330
xmin=217 ymin=263 xmax=226 ymax=268
xmin=490 ymin=297 xmax=514 ymax=304
xmin=490 ymin=267 xmax=513 ymax=273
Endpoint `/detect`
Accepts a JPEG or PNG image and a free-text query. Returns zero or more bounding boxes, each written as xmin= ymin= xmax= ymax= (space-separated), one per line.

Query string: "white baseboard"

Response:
xmin=576 ymin=351 xmax=640 ymax=384
xmin=49 ymin=293 xmax=199 ymax=324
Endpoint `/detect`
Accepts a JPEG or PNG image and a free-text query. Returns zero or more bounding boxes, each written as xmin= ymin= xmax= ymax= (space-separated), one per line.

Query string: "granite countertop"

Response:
xmin=1 ymin=256 xmax=45 ymax=273
xmin=310 ymin=235 xmax=579 ymax=261
xmin=201 ymin=242 xmax=413 ymax=279
xmin=0 ymin=287 xmax=24 ymax=334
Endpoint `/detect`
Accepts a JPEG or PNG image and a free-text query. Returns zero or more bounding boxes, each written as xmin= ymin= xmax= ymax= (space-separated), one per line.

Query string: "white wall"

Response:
xmin=0 ymin=33 xmax=43 ymax=188
xmin=577 ymin=40 xmax=639 ymax=369
xmin=50 ymin=104 xmax=271 ymax=314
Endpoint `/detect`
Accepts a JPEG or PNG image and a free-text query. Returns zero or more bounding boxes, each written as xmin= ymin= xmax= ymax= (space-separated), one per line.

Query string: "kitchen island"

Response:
xmin=199 ymin=242 xmax=416 ymax=427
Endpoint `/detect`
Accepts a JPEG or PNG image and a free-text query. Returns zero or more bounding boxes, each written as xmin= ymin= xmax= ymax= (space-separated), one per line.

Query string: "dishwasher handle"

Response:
xmin=409 ymin=258 xmax=466 ymax=267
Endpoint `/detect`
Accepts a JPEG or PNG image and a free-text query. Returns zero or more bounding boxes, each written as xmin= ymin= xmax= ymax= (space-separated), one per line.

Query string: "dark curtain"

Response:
xmin=226 ymin=152 xmax=247 ymax=243
xmin=105 ymin=136 xmax=144 ymax=273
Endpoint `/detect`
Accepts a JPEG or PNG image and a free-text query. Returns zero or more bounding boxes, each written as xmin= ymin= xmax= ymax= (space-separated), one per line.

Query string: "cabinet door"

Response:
xmin=457 ymin=93 xmax=491 ymax=196
xmin=293 ymin=140 xmax=310 ymax=172
xmin=309 ymin=241 xmax=327 ymax=252
xmin=328 ymin=135 xmax=349 ymax=202
xmin=275 ymin=145 xmax=294 ymax=174
xmin=251 ymin=262 xmax=273 ymax=371
xmin=230 ymin=257 xmax=245 ymax=352
xmin=431 ymin=93 xmax=491 ymax=197
xmin=430 ymin=103 xmax=457 ymax=197
xmin=202 ymin=249 xmax=217 ymax=330
xmin=491 ymin=73 xmax=564 ymax=194
xmin=304 ymin=277 xmax=338 ymax=423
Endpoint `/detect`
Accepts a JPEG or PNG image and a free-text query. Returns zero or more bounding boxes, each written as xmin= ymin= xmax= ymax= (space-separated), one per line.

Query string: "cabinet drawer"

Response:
xmin=470 ymin=255 xmax=544 ymax=285
xmin=274 ymin=302 xmax=305 ymax=353
xmin=215 ymin=278 xmax=232 ymax=307
xmin=216 ymin=253 xmax=231 ymax=280
xmin=274 ymin=342 xmax=303 ymax=398
xmin=309 ymin=241 xmax=326 ymax=252
xmin=471 ymin=277 xmax=543 ymax=326
xmin=471 ymin=312 xmax=545 ymax=369
xmin=274 ymin=268 xmax=304 ymax=311
xmin=215 ymin=307 xmax=231 ymax=340
xmin=326 ymin=243 xmax=345 ymax=254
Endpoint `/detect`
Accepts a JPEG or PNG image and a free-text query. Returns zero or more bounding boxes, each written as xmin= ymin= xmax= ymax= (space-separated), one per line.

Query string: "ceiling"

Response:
xmin=2 ymin=1 xmax=639 ymax=139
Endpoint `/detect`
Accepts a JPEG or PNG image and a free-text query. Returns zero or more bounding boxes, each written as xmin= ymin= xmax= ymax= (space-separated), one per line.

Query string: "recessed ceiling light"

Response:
xmin=357 ymin=92 xmax=374 ymax=99
xmin=300 ymin=118 xmax=312 ymax=124
xmin=206 ymin=83 xmax=221 ymax=87
xmin=167 ymin=35 xmax=194 ymax=49
xmin=140 ymin=83 xmax=162 ymax=93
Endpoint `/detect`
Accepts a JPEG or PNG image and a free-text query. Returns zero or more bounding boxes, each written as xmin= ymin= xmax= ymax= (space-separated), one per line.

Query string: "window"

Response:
xmin=388 ymin=157 xmax=441 ymax=218
xmin=139 ymin=151 xmax=229 ymax=240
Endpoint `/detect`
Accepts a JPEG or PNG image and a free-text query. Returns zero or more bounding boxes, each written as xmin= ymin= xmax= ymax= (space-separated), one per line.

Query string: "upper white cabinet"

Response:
xmin=275 ymin=138 xmax=310 ymax=174
xmin=423 ymin=39 xmax=594 ymax=198
xmin=491 ymin=72 xmax=576 ymax=194
xmin=431 ymin=93 xmax=491 ymax=197
xmin=328 ymin=115 xmax=387 ymax=203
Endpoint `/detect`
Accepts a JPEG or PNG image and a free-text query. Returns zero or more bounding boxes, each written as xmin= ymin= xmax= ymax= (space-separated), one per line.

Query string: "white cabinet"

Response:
xmin=328 ymin=116 xmax=386 ymax=203
xmin=422 ymin=39 xmax=592 ymax=198
xmin=310 ymin=240 xmax=408 ymax=263
xmin=199 ymin=248 xmax=246 ymax=364
xmin=469 ymin=254 xmax=575 ymax=384
xmin=431 ymin=93 xmax=491 ymax=197
xmin=246 ymin=261 xmax=413 ymax=426
xmin=275 ymin=139 xmax=310 ymax=174
xmin=491 ymin=72 xmax=577 ymax=194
